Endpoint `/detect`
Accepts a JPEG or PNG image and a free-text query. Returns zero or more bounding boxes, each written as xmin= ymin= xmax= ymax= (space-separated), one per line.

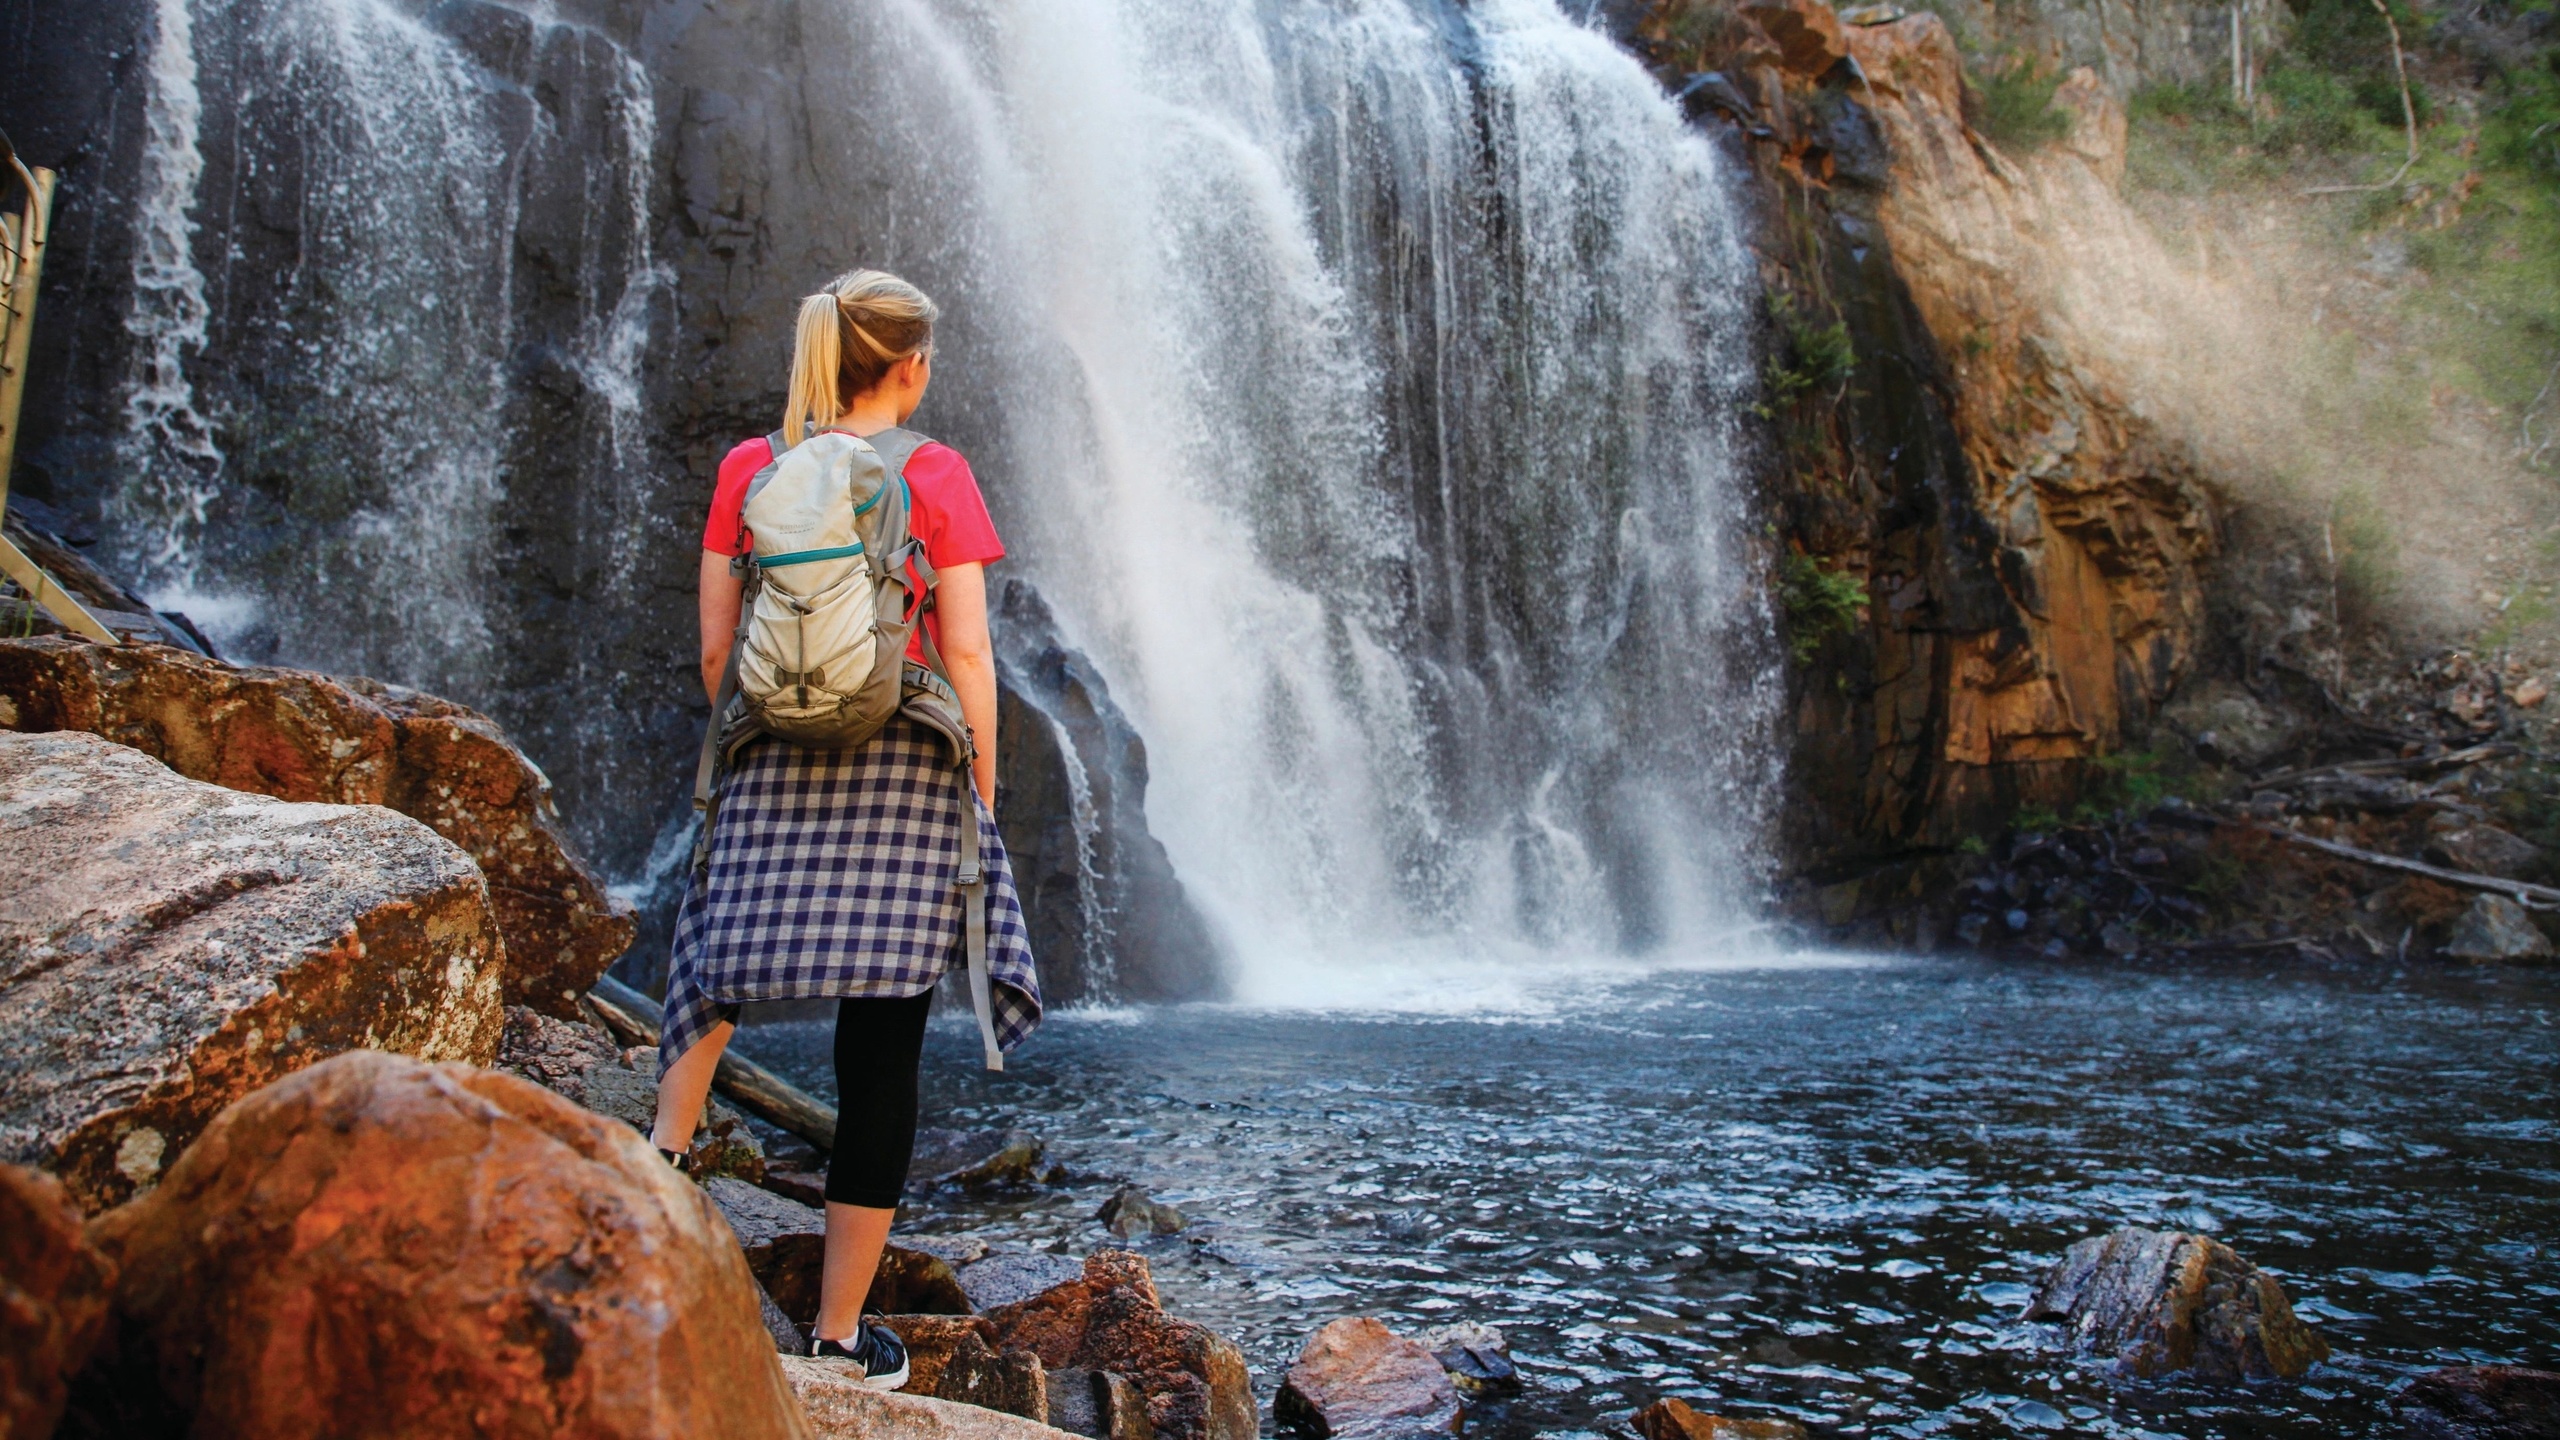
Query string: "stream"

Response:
xmin=737 ymin=953 xmax=2560 ymax=1439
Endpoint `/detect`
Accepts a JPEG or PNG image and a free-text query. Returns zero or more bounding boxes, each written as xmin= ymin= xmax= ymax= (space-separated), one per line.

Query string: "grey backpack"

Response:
xmin=692 ymin=426 xmax=1003 ymax=1069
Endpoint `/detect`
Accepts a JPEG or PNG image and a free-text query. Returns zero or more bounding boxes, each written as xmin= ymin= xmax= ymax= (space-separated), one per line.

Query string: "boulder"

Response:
xmin=1275 ymin=1318 xmax=1461 ymax=1440
xmin=904 ymin=1235 xmax=995 ymax=1267
xmin=982 ymin=1251 xmax=1254 ymax=1440
xmin=2424 ymin=824 xmax=2545 ymax=880
xmin=913 ymin=1127 xmax=1046 ymax=1189
xmin=2399 ymin=1365 xmax=2560 ymax=1440
xmin=701 ymin=1180 xmax=973 ymax=1324
xmin=706 ymin=1177 xmax=831 ymax=1322
xmin=2024 ymin=1226 xmax=2328 ymax=1381
xmin=1049 ymin=1369 xmax=1158 ymax=1440
xmin=0 ymin=730 xmax=505 ymax=1210
xmin=780 ymin=1356 xmax=1079 ymax=1440
xmin=2442 ymin=896 xmax=2557 ymax=962
xmin=70 ymin=1050 xmax=811 ymax=1439
xmin=1097 ymin=1185 xmax=1187 ymax=1239
xmin=1738 ymin=0 xmax=1847 ymax=77
xmin=879 ymin=1315 xmax=1003 ymax=1395
xmin=959 ymin=1252 xmax=1089 ymax=1312
xmin=0 ymin=1163 xmax=115 ymax=1440
xmin=505 ymin=1010 xmax=766 ymax=1182
xmin=0 ymin=636 xmax=635 ymax=1015
xmin=1414 ymin=1322 xmax=1519 ymax=1395
xmin=876 ymin=1243 xmax=977 ymax=1316
xmin=932 ymin=1334 xmax=1050 ymax=1424
xmin=1632 ymin=1398 xmax=1808 ymax=1440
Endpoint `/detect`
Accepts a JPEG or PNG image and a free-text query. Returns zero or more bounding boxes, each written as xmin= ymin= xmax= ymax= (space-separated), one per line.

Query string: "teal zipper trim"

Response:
xmin=761 ymin=541 xmax=866 ymax=568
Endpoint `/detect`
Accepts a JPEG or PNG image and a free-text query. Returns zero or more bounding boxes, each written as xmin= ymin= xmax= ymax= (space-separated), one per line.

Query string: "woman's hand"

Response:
xmin=699 ymin=549 xmax=743 ymax=704
xmin=933 ymin=562 xmax=999 ymax=810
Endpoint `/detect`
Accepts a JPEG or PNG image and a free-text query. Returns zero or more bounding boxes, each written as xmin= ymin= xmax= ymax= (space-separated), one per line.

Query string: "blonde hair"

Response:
xmin=782 ymin=269 xmax=941 ymax=445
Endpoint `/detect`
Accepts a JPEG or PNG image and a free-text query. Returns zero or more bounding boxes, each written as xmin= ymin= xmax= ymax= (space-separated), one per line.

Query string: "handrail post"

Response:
xmin=0 ymin=142 xmax=121 ymax=646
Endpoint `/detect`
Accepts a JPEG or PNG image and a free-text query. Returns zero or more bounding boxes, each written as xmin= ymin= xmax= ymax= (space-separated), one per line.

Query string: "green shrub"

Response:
xmin=1761 ymin=292 xmax=1854 ymax=412
xmin=1972 ymin=54 xmax=2072 ymax=150
xmin=1777 ymin=552 xmax=1870 ymax=662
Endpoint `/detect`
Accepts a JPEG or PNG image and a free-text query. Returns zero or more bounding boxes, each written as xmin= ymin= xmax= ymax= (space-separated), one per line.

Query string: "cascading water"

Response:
xmin=106 ymin=0 xmax=664 ymax=707
xmin=817 ymin=0 xmax=1780 ymax=998
xmin=77 ymin=0 xmax=1777 ymax=1002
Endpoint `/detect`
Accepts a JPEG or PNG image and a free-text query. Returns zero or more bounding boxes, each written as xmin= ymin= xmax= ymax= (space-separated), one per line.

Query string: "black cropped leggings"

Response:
xmin=825 ymin=990 xmax=936 ymax=1207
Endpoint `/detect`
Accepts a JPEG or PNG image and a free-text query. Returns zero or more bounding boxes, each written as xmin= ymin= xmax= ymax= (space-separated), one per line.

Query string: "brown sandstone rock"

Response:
xmin=932 ymin=1334 xmax=1051 ymax=1425
xmin=1633 ymin=1397 xmax=1808 ymax=1440
xmin=1048 ymin=1369 xmax=1158 ymax=1440
xmin=1274 ymin=1318 xmax=1460 ymax=1439
xmin=0 ymin=1162 xmax=115 ymax=1440
xmin=1739 ymin=0 xmax=1846 ymax=76
xmin=779 ymin=1356 xmax=1077 ymax=1440
xmin=0 ymin=730 xmax=504 ymax=1211
xmin=74 ymin=1050 xmax=811 ymax=1440
xmin=983 ymin=1252 xmax=1254 ymax=1440
xmin=0 ymin=637 xmax=634 ymax=1015
xmin=879 ymin=1315 xmax=1003 ymax=1396
xmin=2025 ymin=1226 xmax=2328 ymax=1381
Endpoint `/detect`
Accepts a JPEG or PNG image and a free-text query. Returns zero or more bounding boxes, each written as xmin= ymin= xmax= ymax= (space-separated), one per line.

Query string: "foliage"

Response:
xmin=1760 ymin=292 xmax=1855 ymax=414
xmin=1970 ymin=53 xmax=2074 ymax=150
xmin=1777 ymin=551 xmax=1870 ymax=662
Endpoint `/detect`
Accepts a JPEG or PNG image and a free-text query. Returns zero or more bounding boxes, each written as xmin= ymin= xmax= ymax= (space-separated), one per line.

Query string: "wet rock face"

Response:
xmin=2399 ymin=1365 xmax=2560 ymax=1440
xmin=1413 ymin=1323 xmax=1519 ymax=1397
xmin=0 ymin=1163 xmax=115 ymax=1440
xmin=0 ymin=730 xmax=505 ymax=1211
xmin=71 ymin=1050 xmax=812 ymax=1440
xmin=1274 ymin=1318 xmax=1461 ymax=1440
xmin=981 ymin=1251 xmax=1255 ymax=1440
xmin=2025 ymin=1226 xmax=2328 ymax=1382
xmin=0 ymin=638 xmax=635 ymax=1014
xmin=914 ymin=1126 xmax=1048 ymax=1190
xmin=992 ymin=581 xmax=1229 ymax=1005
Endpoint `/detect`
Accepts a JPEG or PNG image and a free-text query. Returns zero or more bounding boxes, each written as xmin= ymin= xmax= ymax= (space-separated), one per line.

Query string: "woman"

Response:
xmin=649 ymin=269 xmax=1041 ymax=1386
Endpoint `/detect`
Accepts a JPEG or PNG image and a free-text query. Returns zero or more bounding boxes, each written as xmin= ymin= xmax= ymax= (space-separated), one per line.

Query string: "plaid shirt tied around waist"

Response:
xmin=658 ymin=715 xmax=1041 ymax=1075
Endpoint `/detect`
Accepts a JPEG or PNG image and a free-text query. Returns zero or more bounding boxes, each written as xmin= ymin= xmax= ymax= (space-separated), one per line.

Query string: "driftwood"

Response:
xmin=588 ymin=975 xmax=840 ymax=1149
xmin=2254 ymin=825 xmax=2560 ymax=911
xmin=2252 ymin=742 xmax=2515 ymax=790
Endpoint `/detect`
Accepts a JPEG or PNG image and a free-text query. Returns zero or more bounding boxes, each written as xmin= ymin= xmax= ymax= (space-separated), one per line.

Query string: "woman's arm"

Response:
xmin=933 ymin=562 xmax=999 ymax=809
xmin=699 ymin=549 xmax=743 ymax=704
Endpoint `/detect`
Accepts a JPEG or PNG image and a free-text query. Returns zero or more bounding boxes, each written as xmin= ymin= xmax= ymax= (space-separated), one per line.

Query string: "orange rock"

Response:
xmin=1274 ymin=1317 xmax=1459 ymax=1439
xmin=982 ymin=1252 xmax=1253 ymax=1440
xmin=0 ymin=1162 xmax=115 ymax=1440
xmin=0 ymin=637 xmax=634 ymax=1015
xmin=1633 ymin=1397 xmax=1807 ymax=1440
xmin=1739 ymin=0 xmax=1847 ymax=77
xmin=75 ymin=1050 xmax=812 ymax=1439
xmin=2025 ymin=1226 xmax=2328 ymax=1382
xmin=0 ymin=730 xmax=505 ymax=1211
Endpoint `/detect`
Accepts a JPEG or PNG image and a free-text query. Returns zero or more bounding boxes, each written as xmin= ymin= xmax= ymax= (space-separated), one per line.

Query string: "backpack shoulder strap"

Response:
xmin=863 ymin=426 xmax=931 ymax=482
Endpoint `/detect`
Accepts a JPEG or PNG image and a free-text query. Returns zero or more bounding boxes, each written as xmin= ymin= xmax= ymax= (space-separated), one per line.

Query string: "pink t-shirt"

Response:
xmin=704 ymin=435 xmax=1005 ymax=664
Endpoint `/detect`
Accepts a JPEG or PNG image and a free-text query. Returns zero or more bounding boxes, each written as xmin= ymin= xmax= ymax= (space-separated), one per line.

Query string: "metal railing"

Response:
xmin=0 ymin=127 xmax=118 ymax=645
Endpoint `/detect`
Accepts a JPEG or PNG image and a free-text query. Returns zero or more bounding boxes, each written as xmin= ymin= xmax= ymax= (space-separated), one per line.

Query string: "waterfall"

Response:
xmin=83 ymin=0 xmax=1778 ymax=1000
xmin=107 ymin=0 xmax=663 ymax=706
xmin=826 ymin=0 xmax=1779 ymax=997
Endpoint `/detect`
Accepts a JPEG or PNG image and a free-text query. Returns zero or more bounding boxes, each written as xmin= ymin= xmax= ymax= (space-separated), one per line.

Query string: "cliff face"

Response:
xmin=1629 ymin=0 xmax=2228 ymax=898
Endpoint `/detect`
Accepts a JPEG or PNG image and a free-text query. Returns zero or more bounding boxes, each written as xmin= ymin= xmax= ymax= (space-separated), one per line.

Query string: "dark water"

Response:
xmin=738 ymin=955 xmax=2560 ymax=1439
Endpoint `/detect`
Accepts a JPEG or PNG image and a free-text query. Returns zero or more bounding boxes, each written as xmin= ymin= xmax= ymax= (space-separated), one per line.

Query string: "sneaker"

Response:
xmin=811 ymin=1319 xmax=910 ymax=1391
xmin=656 ymin=1146 xmax=691 ymax=1174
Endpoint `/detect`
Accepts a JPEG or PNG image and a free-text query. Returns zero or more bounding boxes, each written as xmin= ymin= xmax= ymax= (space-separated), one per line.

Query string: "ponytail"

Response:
xmin=780 ymin=269 xmax=940 ymax=445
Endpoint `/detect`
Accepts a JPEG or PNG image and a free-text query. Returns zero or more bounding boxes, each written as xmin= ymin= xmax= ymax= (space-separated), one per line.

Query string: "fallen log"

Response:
xmin=2254 ymin=826 xmax=2560 ymax=911
xmin=587 ymin=975 xmax=840 ymax=1150
xmin=2252 ymin=743 xmax=2515 ymax=791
